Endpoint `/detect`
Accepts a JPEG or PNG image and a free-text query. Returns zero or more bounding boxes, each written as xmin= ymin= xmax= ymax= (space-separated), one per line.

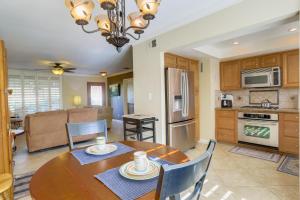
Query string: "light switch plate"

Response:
xmin=148 ymin=93 xmax=152 ymax=101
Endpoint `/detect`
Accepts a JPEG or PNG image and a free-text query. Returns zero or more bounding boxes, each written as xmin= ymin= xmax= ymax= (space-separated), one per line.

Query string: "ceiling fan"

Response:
xmin=49 ymin=63 xmax=76 ymax=75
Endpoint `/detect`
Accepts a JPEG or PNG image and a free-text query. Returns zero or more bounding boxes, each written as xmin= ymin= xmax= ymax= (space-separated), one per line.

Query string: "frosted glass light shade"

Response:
xmin=65 ymin=0 xmax=95 ymax=25
xmin=73 ymin=96 xmax=82 ymax=106
xmin=99 ymin=0 xmax=117 ymax=10
xmin=95 ymin=15 xmax=111 ymax=36
xmin=128 ymin=12 xmax=147 ymax=34
xmin=52 ymin=68 xmax=64 ymax=75
xmin=135 ymin=0 xmax=160 ymax=20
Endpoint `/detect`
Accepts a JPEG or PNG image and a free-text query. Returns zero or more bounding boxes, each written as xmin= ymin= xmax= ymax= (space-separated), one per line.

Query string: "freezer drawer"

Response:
xmin=168 ymin=120 xmax=196 ymax=151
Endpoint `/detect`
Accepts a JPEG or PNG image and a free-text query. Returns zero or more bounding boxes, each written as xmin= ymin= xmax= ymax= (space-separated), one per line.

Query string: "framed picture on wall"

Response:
xmin=109 ymin=84 xmax=121 ymax=97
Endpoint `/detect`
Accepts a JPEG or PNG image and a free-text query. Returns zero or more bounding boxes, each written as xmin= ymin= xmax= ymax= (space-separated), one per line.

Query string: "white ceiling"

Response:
xmin=0 ymin=0 xmax=242 ymax=75
xmin=171 ymin=16 xmax=299 ymax=61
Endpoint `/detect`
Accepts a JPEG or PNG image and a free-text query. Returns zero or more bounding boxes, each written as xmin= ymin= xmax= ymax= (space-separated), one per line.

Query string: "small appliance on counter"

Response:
xmin=221 ymin=94 xmax=233 ymax=108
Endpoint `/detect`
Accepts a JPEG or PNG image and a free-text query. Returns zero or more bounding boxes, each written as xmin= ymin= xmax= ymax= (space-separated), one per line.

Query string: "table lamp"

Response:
xmin=73 ymin=96 xmax=82 ymax=108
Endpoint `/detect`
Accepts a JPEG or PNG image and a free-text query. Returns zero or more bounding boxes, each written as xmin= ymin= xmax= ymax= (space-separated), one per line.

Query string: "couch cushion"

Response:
xmin=67 ymin=108 xmax=98 ymax=123
xmin=25 ymin=110 xmax=68 ymax=136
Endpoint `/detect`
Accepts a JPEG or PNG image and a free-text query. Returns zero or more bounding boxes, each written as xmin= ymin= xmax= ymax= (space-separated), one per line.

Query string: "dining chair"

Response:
xmin=155 ymin=140 xmax=216 ymax=200
xmin=66 ymin=120 xmax=108 ymax=151
xmin=0 ymin=173 xmax=13 ymax=200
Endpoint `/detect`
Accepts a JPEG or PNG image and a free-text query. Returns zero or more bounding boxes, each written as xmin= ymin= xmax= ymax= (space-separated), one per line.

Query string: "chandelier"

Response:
xmin=65 ymin=0 xmax=161 ymax=52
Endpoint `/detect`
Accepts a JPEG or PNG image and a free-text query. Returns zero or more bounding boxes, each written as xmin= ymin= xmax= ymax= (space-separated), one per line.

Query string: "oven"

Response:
xmin=241 ymin=67 xmax=281 ymax=88
xmin=238 ymin=112 xmax=279 ymax=147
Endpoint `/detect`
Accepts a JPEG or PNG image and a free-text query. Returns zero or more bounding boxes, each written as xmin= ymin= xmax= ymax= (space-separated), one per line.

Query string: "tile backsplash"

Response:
xmin=215 ymin=88 xmax=299 ymax=109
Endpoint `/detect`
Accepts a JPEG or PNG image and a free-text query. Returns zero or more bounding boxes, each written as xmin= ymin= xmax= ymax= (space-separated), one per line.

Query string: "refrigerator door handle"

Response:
xmin=185 ymin=72 xmax=189 ymax=117
xmin=170 ymin=120 xmax=195 ymax=128
xmin=180 ymin=72 xmax=186 ymax=117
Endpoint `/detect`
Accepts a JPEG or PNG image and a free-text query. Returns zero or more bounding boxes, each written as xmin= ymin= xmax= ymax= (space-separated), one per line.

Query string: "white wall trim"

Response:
xmin=107 ymin=70 xmax=133 ymax=78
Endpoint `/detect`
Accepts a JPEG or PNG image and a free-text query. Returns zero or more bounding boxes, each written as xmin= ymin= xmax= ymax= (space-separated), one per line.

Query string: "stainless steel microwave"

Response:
xmin=241 ymin=67 xmax=281 ymax=88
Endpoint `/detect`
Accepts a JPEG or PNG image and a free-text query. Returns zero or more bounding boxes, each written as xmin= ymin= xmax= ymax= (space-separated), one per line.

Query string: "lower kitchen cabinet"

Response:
xmin=279 ymin=113 xmax=299 ymax=155
xmin=215 ymin=110 xmax=237 ymax=143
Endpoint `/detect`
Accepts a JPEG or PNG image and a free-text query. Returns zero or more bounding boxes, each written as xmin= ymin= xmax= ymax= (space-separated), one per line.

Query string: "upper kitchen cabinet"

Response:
xmin=282 ymin=50 xmax=299 ymax=88
xmin=177 ymin=57 xmax=189 ymax=69
xmin=220 ymin=60 xmax=241 ymax=91
xmin=241 ymin=57 xmax=261 ymax=70
xmin=260 ymin=53 xmax=282 ymax=67
xmin=164 ymin=53 xmax=177 ymax=68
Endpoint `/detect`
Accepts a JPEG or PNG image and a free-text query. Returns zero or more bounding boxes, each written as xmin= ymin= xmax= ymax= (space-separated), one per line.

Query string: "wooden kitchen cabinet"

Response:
xmin=220 ymin=60 xmax=241 ymax=91
xmin=282 ymin=50 xmax=299 ymax=88
xmin=189 ymin=60 xmax=200 ymax=141
xmin=260 ymin=53 xmax=282 ymax=67
xmin=241 ymin=57 xmax=261 ymax=70
xmin=279 ymin=113 xmax=299 ymax=155
xmin=177 ymin=57 xmax=189 ymax=69
xmin=215 ymin=110 xmax=237 ymax=144
xmin=164 ymin=53 xmax=177 ymax=68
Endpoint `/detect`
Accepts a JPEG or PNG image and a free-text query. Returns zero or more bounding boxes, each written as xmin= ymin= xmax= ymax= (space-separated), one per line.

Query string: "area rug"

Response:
xmin=277 ymin=155 xmax=299 ymax=176
xmin=14 ymin=171 xmax=34 ymax=200
xmin=229 ymin=146 xmax=282 ymax=162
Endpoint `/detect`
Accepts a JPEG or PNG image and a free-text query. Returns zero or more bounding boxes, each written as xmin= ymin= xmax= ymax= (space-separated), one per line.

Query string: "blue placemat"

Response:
xmin=95 ymin=157 xmax=174 ymax=200
xmin=71 ymin=142 xmax=135 ymax=165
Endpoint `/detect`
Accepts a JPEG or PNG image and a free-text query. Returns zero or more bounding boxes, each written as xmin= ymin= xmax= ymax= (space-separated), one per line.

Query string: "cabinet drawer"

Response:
xmin=216 ymin=110 xmax=235 ymax=118
xmin=282 ymin=113 xmax=299 ymax=122
xmin=281 ymin=121 xmax=299 ymax=138
xmin=280 ymin=137 xmax=299 ymax=154
xmin=216 ymin=128 xmax=236 ymax=143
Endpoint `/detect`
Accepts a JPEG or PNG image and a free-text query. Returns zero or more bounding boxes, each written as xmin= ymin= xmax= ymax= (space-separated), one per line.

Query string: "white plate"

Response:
xmin=85 ymin=144 xmax=117 ymax=155
xmin=125 ymin=161 xmax=156 ymax=176
xmin=119 ymin=160 xmax=161 ymax=180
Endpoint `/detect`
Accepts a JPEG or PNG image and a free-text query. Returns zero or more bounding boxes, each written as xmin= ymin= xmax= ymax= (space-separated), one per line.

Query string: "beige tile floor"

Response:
xmin=13 ymin=120 xmax=299 ymax=200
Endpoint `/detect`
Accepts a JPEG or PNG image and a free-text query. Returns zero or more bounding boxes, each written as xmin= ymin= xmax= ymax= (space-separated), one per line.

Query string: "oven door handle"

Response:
xmin=244 ymin=121 xmax=278 ymax=126
xmin=238 ymin=118 xmax=278 ymax=122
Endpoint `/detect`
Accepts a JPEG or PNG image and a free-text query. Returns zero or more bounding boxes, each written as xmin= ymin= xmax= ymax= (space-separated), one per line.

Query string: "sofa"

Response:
xmin=25 ymin=107 xmax=101 ymax=152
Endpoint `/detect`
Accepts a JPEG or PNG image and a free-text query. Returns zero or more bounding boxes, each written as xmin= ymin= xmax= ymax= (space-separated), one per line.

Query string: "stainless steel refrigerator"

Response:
xmin=165 ymin=68 xmax=196 ymax=151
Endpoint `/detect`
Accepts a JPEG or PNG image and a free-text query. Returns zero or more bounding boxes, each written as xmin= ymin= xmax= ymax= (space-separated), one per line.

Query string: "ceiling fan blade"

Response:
xmin=64 ymin=67 xmax=76 ymax=70
xmin=65 ymin=71 xmax=75 ymax=73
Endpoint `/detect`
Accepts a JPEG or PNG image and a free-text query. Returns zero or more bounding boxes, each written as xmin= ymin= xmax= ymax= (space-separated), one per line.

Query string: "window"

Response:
xmin=87 ymin=82 xmax=106 ymax=106
xmin=8 ymin=71 xmax=62 ymax=117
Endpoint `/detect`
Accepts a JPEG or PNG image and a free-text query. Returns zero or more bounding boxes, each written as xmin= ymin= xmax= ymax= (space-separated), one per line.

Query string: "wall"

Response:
xmin=133 ymin=0 xmax=299 ymax=144
xmin=62 ymin=75 xmax=107 ymax=109
xmin=199 ymin=57 xmax=219 ymax=143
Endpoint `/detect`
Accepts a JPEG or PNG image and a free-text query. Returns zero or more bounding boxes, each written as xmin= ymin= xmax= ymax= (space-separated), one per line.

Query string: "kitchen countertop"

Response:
xmin=215 ymin=107 xmax=299 ymax=113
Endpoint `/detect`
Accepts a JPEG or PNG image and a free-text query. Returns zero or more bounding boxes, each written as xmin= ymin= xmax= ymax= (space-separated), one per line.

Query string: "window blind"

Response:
xmin=23 ymin=75 xmax=37 ymax=114
xmin=8 ymin=75 xmax=23 ymax=116
xmin=8 ymin=72 xmax=62 ymax=117
xmin=37 ymin=76 xmax=50 ymax=112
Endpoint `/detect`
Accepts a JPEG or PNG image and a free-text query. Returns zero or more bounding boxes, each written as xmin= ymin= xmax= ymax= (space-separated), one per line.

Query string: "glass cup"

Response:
xmin=133 ymin=151 xmax=149 ymax=172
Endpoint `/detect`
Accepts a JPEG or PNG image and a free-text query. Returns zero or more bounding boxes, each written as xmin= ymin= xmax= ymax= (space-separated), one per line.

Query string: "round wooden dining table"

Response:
xmin=30 ymin=141 xmax=189 ymax=200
